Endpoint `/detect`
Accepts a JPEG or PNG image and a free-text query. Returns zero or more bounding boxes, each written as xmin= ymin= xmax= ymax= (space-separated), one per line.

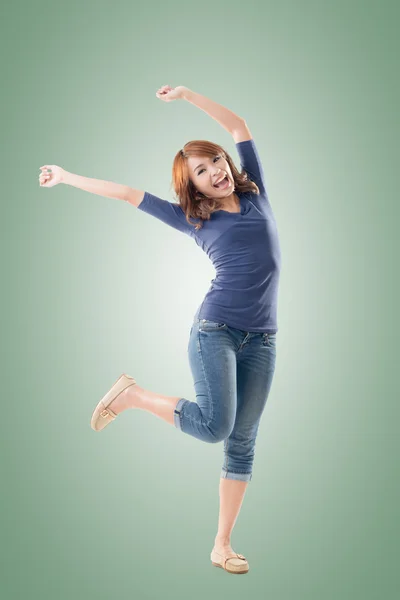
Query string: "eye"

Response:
xmin=198 ymin=156 xmax=220 ymax=175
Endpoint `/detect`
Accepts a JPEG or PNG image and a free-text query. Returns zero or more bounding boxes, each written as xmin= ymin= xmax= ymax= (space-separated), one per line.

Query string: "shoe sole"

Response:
xmin=211 ymin=561 xmax=249 ymax=574
xmin=90 ymin=373 xmax=136 ymax=432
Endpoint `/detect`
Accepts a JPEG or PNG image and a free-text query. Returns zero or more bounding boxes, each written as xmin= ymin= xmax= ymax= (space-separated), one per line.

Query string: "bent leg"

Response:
xmin=175 ymin=320 xmax=238 ymax=443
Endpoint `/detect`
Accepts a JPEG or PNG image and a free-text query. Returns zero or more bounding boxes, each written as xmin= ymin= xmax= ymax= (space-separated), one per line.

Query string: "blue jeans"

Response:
xmin=173 ymin=317 xmax=277 ymax=482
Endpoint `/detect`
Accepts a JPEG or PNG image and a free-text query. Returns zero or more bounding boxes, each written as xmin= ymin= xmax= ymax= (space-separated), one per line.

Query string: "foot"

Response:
xmin=107 ymin=381 xmax=140 ymax=415
xmin=211 ymin=542 xmax=237 ymax=563
xmin=211 ymin=540 xmax=249 ymax=573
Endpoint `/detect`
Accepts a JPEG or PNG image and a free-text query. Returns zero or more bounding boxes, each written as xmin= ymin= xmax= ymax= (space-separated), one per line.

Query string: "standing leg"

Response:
xmin=211 ymin=478 xmax=249 ymax=557
xmin=211 ymin=331 xmax=277 ymax=561
xmin=221 ymin=331 xmax=277 ymax=481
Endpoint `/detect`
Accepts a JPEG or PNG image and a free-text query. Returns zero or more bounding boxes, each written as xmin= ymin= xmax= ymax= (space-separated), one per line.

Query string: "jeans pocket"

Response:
xmin=199 ymin=319 xmax=228 ymax=332
xmin=263 ymin=332 xmax=277 ymax=348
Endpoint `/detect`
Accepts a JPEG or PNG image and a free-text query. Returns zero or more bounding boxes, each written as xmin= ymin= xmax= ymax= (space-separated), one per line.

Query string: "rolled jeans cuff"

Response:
xmin=173 ymin=398 xmax=188 ymax=431
xmin=220 ymin=468 xmax=252 ymax=482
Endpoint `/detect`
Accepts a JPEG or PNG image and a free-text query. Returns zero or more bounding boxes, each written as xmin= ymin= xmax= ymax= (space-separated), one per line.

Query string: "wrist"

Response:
xmin=60 ymin=168 xmax=69 ymax=183
xmin=181 ymin=87 xmax=192 ymax=101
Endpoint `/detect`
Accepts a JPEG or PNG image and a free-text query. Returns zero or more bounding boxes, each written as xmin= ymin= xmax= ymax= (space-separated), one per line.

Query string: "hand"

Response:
xmin=155 ymin=85 xmax=188 ymax=102
xmin=38 ymin=165 xmax=65 ymax=187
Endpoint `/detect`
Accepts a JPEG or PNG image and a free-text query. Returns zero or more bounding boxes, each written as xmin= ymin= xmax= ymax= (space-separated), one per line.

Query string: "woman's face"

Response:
xmin=187 ymin=152 xmax=234 ymax=199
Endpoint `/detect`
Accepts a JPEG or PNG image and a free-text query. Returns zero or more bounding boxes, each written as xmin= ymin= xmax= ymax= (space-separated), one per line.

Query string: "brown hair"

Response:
xmin=169 ymin=139 xmax=259 ymax=231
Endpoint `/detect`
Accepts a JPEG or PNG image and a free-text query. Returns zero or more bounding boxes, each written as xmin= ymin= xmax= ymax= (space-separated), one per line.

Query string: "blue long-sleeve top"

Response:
xmin=137 ymin=138 xmax=281 ymax=333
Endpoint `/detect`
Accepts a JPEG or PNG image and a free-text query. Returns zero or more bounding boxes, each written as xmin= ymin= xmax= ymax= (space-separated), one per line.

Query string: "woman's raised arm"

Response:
xmin=156 ymin=85 xmax=252 ymax=142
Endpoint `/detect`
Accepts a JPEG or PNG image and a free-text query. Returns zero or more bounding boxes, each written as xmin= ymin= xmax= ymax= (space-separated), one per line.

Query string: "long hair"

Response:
xmin=170 ymin=140 xmax=259 ymax=231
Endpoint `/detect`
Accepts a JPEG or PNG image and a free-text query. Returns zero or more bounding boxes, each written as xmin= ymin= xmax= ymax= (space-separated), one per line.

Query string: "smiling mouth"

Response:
xmin=213 ymin=175 xmax=230 ymax=188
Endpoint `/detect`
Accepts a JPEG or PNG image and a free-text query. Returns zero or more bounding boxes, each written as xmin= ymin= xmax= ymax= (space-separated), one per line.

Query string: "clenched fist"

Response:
xmin=155 ymin=85 xmax=189 ymax=102
xmin=38 ymin=165 xmax=64 ymax=187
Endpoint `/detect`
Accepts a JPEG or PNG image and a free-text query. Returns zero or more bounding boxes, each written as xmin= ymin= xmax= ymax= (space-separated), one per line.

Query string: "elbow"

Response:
xmin=229 ymin=116 xmax=246 ymax=133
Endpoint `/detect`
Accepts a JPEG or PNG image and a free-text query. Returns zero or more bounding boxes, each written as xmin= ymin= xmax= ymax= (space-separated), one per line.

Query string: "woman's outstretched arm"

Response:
xmin=38 ymin=165 xmax=145 ymax=206
xmin=156 ymin=84 xmax=252 ymax=142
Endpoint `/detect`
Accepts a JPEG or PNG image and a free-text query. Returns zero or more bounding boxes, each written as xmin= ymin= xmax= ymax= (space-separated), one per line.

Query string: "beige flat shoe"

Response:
xmin=90 ymin=373 xmax=137 ymax=432
xmin=211 ymin=551 xmax=249 ymax=574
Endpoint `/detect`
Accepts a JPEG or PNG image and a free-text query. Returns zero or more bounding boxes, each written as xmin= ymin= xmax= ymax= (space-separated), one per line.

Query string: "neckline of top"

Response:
xmin=214 ymin=193 xmax=246 ymax=215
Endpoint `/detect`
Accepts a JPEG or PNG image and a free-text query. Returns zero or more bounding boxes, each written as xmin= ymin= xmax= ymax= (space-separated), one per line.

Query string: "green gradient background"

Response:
xmin=1 ymin=0 xmax=398 ymax=598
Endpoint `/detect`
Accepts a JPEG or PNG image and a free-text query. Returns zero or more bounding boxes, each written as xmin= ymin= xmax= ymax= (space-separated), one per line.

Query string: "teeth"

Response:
xmin=214 ymin=175 xmax=226 ymax=186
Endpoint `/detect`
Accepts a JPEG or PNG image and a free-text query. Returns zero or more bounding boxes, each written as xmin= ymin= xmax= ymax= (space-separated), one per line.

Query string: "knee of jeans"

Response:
xmin=208 ymin=421 xmax=235 ymax=444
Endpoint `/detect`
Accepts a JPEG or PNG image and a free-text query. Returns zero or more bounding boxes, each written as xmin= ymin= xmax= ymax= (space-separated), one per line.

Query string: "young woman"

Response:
xmin=38 ymin=85 xmax=281 ymax=575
